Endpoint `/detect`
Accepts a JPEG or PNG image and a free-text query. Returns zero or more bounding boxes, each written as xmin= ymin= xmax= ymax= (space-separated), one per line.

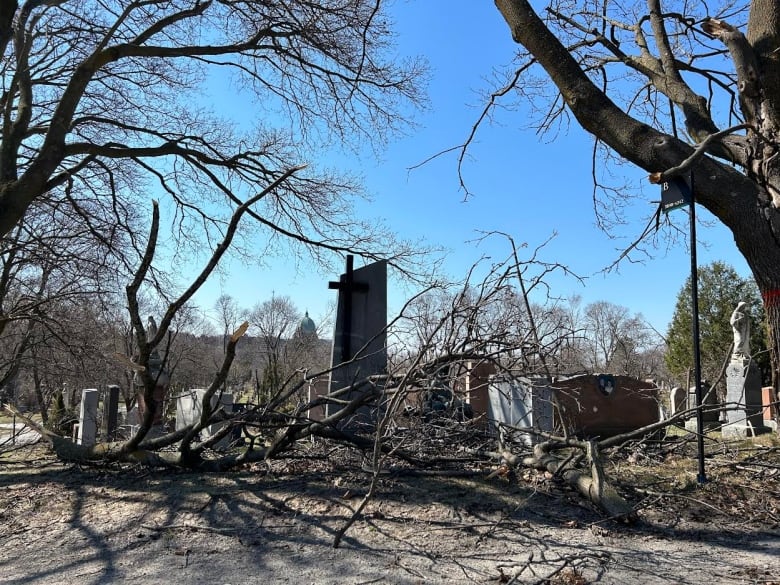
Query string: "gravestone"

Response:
xmin=669 ymin=386 xmax=687 ymax=416
xmin=487 ymin=376 xmax=554 ymax=445
xmin=684 ymin=382 xmax=721 ymax=432
xmin=453 ymin=360 xmax=496 ymax=429
xmin=125 ymin=405 xmax=140 ymax=427
xmin=722 ymin=358 xmax=770 ymax=438
xmin=306 ymin=378 xmax=331 ymax=422
xmin=762 ymin=387 xmax=778 ymax=431
xmin=103 ymin=385 xmax=120 ymax=441
xmin=325 ymin=255 xmax=387 ymax=426
xmin=175 ymin=389 xmax=234 ymax=449
xmin=555 ymin=375 xmax=660 ymax=437
xmin=77 ymin=388 xmax=99 ymax=446
xmin=721 ymin=301 xmax=770 ymax=438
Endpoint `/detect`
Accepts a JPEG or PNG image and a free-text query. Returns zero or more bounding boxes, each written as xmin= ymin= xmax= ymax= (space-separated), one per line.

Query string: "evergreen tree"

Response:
xmin=665 ymin=262 xmax=768 ymax=391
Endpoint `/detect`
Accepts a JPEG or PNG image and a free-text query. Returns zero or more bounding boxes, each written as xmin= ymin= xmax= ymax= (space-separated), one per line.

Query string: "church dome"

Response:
xmin=298 ymin=311 xmax=317 ymax=335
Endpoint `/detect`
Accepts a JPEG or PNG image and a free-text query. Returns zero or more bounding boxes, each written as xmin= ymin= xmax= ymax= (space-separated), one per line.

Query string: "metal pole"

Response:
xmin=689 ymin=176 xmax=707 ymax=484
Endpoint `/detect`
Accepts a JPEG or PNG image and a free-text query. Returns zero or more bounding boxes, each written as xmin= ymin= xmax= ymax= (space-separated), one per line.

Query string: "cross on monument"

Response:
xmin=328 ymin=255 xmax=368 ymax=361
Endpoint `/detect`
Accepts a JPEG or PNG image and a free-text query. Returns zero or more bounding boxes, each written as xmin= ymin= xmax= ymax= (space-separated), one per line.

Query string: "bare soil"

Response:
xmin=1 ymin=441 xmax=779 ymax=585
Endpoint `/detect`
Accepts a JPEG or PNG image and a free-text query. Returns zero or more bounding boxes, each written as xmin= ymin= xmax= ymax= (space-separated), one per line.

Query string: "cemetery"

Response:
xmin=2 ymin=1 xmax=780 ymax=584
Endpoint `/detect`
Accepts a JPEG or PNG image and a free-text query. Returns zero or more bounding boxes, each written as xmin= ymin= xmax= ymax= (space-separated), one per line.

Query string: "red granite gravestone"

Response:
xmin=553 ymin=374 xmax=660 ymax=437
xmin=452 ymin=360 xmax=495 ymax=429
xmin=306 ymin=378 xmax=331 ymax=422
xmin=762 ymin=386 xmax=778 ymax=429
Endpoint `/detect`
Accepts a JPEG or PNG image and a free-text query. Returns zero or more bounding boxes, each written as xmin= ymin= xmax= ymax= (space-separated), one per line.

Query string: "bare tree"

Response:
xmin=0 ymin=195 xmax=130 ymax=411
xmin=214 ymin=295 xmax=241 ymax=355
xmin=0 ymin=1 xmax=427 ymax=428
xmin=247 ymin=294 xmax=301 ymax=402
xmin=582 ymin=301 xmax=659 ymax=378
xmin=0 ymin=1 xmax=424 ymax=242
xmin=484 ymin=0 xmax=780 ymax=410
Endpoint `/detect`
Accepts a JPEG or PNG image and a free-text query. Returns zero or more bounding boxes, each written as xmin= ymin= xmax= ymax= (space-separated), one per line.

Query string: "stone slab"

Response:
xmin=77 ymin=389 xmax=99 ymax=446
xmin=326 ymin=259 xmax=387 ymax=426
xmin=175 ymin=389 xmax=234 ymax=449
xmin=487 ymin=377 xmax=553 ymax=445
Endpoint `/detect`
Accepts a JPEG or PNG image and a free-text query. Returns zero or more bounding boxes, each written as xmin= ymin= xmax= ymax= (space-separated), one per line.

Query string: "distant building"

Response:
xmin=294 ymin=311 xmax=318 ymax=340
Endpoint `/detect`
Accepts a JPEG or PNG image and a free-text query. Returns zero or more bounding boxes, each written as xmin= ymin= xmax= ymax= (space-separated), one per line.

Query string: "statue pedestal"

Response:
xmin=722 ymin=358 xmax=770 ymax=438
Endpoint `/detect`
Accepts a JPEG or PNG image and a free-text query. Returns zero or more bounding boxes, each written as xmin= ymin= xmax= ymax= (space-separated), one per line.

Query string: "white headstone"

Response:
xmin=77 ymin=388 xmax=99 ymax=446
xmin=175 ymin=389 xmax=234 ymax=449
xmin=487 ymin=377 xmax=553 ymax=445
xmin=669 ymin=386 xmax=687 ymax=415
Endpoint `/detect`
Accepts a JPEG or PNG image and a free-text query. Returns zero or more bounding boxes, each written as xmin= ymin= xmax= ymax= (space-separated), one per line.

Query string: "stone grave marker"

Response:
xmin=103 ymin=385 xmax=120 ymax=441
xmin=762 ymin=387 xmax=778 ymax=431
xmin=669 ymin=386 xmax=687 ymax=416
xmin=684 ymin=381 xmax=721 ymax=432
xmin=555 ymin=375 xmax=660 ymax=437
xmin=325 ymin=255 xmax=387 ymax=426
xmin=77 ymin=388 xmax=99 ymax=446
xmin=175 ymin=389 xmax=234 ymax=449
xmin=723 ymin=359 xmax=770 ymax=437
xmin=487 ymin=376 xmax=554 ymax=445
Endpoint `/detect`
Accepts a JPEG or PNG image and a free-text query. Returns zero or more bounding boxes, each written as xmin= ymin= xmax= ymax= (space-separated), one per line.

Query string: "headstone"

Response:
xmin=306 ymin=378 xmax=331 ymax=422
xmin=555 ymin=374 xmax=660 ymax=437
xmin=487 ymin=376 xmax=554 ymax=445
xmin=669 ymin=386 xmax=687 ymax=416
xmin=104 ymin=385 xmax=120 ymax=441
xmin=762 ymin=387 xmax=778 ymax=431
xmin=722 ymin=358 xmax=770 ymax=438
xmin=720 ymin=302 xmax=770 ymax=438
xmin=325 ymin=255 xmax=387 ymax=426
xmin=453 ymin=361 xmax=495 ymax=428
xmin=175 ymin=389 xmax=234 ymax=449
xmin=684 ymin=381 xmax=721 ymax=432
xmin=125 ymin=406 xmax=140 ymax=427
xmin=77 ymin=388 xmax=99 ymax=446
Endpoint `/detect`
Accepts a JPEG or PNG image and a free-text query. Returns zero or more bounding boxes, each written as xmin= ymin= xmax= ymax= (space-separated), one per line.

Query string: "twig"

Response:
xmin=141 ymin=523 xmax=239 ymax=534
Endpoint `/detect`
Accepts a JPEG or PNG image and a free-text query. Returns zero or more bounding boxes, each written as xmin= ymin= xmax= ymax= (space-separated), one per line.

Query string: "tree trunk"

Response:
xmin=748 ymin=0 xmax=780 ymax=124
xmin=762 ymin=295 xmax=780 ymax=427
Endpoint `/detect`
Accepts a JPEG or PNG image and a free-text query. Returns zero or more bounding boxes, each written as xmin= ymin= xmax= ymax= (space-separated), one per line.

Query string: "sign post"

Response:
xmin=661 ymin=172 xmax=707 ymax=484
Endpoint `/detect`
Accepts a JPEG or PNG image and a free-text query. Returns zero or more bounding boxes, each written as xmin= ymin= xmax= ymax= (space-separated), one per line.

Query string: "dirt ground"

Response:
xmin=1 ymin=440 xmax=779 ymax=585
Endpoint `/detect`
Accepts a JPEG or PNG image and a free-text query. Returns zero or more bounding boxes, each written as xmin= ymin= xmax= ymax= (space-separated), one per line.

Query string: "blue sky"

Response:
xmin=189 ymin=1 xmax=752 ymax=336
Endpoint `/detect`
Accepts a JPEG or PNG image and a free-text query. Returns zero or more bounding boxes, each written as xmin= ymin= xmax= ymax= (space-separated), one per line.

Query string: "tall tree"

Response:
xmin=0 ymin=1 xmax=424 ymax=418
xmin=490 ymin=1 xmax=780 ymax=397
xmin=582 ymin=301 xmax=659 ymax=378
xmin=0 ymin=1 xmax=423 ymax=241
xmin=248 ymin=294 xmax=301 ymax=398
xmin=665 ymin=261 xmax=768 ymax=390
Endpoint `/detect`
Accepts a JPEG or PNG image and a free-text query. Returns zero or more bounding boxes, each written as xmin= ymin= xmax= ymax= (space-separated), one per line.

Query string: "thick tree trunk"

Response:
xmin=748 ymin=0 xmax=780 ymax=124
xmin=762 ymin=295 xmax=780 ymax=427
